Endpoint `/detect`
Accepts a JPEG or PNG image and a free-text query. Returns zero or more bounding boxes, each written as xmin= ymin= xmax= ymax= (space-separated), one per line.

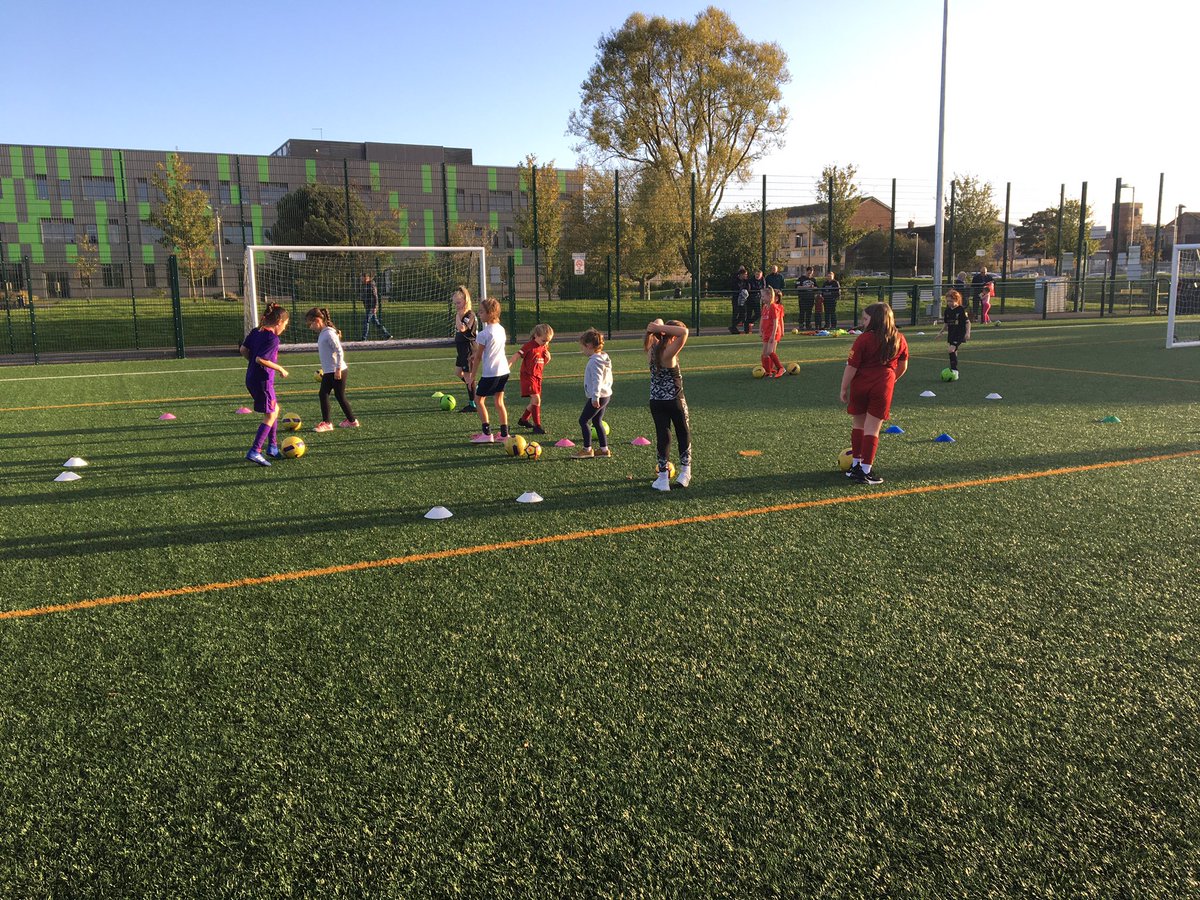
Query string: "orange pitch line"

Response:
xmin=3 ymin=448 xmax=1197 ymax=622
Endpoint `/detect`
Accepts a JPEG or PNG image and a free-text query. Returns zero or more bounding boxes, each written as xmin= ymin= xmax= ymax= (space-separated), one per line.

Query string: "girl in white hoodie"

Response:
xmin=573 ymin=327 xmax=613 ymax=459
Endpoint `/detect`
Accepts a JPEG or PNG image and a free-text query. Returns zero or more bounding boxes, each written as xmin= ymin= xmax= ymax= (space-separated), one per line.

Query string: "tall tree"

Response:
xmin=513 ymin=155 xmax=564 ymax=300
xmin=268 ymin=182 xmax=400 ymax=248
xmin=560 ymin=166 xmax=618 ymax=296
xmin=1015 ymin=200 xmax=1097 ymax=259
xmin=813 ymin=164 xmax=867 ymax=267
xmin=568 ymin=8 xmax=789 ymax=271
xmin=148 ymin=152 xmax=214 ymax=298
xmin=622 ymin=167 xmax=685 ymax=299
xmin=946 ymin=174 xmax=1003 ymax=265
xmin=704 ymin=204 xmax=787 ymax=285
xmin=74 ymin=233 xmax=99 ymax=302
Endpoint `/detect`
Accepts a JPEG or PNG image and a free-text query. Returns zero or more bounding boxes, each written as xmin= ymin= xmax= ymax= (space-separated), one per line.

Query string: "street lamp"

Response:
xmin=908 ymin=220 xmax=918 ymax=277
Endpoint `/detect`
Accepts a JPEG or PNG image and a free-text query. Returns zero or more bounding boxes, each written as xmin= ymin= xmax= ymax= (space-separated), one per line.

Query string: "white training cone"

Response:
xmin=985 ymin=392 xmax=1003 ymax=400
xmin=54 ymin=471 xmax=82 ymax=483
xmin=516 ymin=492 xmax=544 ymax=504
xmin=920 ymin=390 xmax=937 ymax=398
xmin=423 ymin=506 xmax=453 ymax=520
xmin=63 ymin=457 xmax=89 ymax=468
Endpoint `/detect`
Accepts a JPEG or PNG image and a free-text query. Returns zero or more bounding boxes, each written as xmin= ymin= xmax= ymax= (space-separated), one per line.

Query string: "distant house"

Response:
xmin=777 ymin=197 xmax=892 ymax=275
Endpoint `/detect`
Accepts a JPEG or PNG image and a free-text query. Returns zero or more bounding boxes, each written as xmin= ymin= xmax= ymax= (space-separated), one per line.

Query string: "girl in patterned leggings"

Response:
xmin=644 ymin=319 xmax=692 ymax=491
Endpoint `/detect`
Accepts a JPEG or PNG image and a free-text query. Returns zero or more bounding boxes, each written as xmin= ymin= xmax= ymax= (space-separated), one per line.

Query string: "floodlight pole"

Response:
xmin=932 ymin=0 xmax=949 ymax=317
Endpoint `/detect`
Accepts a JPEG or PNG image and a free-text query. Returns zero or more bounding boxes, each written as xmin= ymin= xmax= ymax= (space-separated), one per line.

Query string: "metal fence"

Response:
xmin=0 ymin=140 xmax=1186 ymax=363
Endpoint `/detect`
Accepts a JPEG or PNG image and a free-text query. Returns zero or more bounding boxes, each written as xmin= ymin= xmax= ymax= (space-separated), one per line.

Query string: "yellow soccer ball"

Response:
xmin=524 ymin=441 xmax=543 ymax=460
xmin=505 ymin=434 xmax=528 ymax=457
xmin=313 ymin=370 xmax=324 ymax=383
xmin=658 ymin=461 xmax=677 ymax=479
xmin=591 ymin=420 xmax=611 ymax=441
xmin=786 ymin=362 xmax=801 ymax=376
xmin=281 ymin=435 xmax=307 ymax=459
xmin=838 ymin=448 xmax=854 ymax=471
xmin=752 ymin=365 xmax=766 ymax=379
xmin=279 ymin=412 xmax=302 ymax=431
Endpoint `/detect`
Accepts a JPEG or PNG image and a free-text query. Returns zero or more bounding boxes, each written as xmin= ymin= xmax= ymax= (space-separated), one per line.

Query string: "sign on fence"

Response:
xmin=572 ymin=253 xmax=586 ymax=276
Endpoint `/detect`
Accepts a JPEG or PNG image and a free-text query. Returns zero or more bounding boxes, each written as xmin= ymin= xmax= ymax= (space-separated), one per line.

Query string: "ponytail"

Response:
xmin=261 ymin=302 xmax=290 ymax=329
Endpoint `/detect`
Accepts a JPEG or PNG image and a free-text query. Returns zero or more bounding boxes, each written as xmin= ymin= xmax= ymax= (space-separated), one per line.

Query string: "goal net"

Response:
xmin=1167 ymin=243 xmax=1200 ymax=349
xmin=242 ymin=245 xmax=487 ymax=347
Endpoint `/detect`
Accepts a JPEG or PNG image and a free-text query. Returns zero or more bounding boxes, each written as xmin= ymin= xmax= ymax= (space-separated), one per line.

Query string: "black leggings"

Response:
xmin=319 ymin=372 xmax=356 ymax=423
xmin=649 ymin=398 xmax=691 ymax=468
xmin=578 ymin=396 xmax=610 ymax=448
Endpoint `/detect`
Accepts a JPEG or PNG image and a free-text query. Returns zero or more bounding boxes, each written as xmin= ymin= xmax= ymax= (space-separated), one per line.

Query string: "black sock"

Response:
xmin=500 ymin=424 xmax=509 ymax=438
xmin=950 ymin=351 xmax=958 ymax=369
xmin=482 ymin=422 xmax=491 ymax=434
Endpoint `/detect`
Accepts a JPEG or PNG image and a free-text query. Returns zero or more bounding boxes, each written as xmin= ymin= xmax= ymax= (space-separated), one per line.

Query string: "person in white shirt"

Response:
xmin=466 ymin=298 xmax=511 ymax=444
xmin=305 ymin=306 xmax=358 ymax=432
xmin=573 ymin=327 xmax=613 ymax=459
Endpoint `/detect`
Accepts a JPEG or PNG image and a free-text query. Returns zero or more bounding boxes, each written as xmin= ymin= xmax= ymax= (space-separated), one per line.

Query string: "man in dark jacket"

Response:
xmin=729 ymin=266 xmax=749 ymax=334
xmin=360 ymin=273 xmax=392 ymax=341
xmin=797 ymin=266 xmax=818 ymax=330
xmin=744 ymin=268 xmax=766 ymax=333
xmin=821 ymin=271 xmax=841 ymax=329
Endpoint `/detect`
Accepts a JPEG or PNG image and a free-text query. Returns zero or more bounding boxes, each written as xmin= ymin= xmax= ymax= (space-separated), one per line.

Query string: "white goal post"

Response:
xmin=1166 ymin=243 xmax=1200 ymax=349
xmin=242 ymin=245 xmax=488 ymax=348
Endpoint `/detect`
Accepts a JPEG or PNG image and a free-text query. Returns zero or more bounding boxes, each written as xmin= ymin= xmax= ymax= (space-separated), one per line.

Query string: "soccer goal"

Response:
xmin=1166 ymin=244 xmax=1200 ymax=349
xmin=242 ymin=245 xmax=487 ymax=347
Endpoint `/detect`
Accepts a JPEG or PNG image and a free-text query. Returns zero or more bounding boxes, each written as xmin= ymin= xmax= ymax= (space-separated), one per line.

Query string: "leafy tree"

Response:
xmin=514 ymin=155 xmax=564 ymax=299
xmin=946 ymin=174 xmax=1002 ymax=266
xmin=1015 ymin=200 xmax=1097 ymax=260
xmin=568 ymin=8 xmax=789 ymax=272
xmin=813 ymin=164 xmax=867 ymax=266
xmin=268 ymin=182 xmax=401 ymax=248
xmin=148 ymin=152 xmax=214 ymax=298
xmin=851 ymin=230 xmax=931 ymax=277
xmin=560 ymin=166 xmax=617 ymax=297
xmin=704 ymin=204 xmax=787 ymax=286
xmin=622 ymin=167 xmax=685 ymax=299
xmin=74 ymin=233 xmax=99 ymax=301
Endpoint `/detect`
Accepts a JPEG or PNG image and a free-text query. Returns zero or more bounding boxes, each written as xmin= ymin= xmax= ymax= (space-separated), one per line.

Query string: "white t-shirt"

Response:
xmin=476 ymin=322 xmax=510 ymax=378
xmin=317 ymin=326 xmax=347 ymax=374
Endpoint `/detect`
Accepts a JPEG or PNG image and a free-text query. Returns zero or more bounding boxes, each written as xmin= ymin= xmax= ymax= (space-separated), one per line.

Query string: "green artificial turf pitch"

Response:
xmin=1 ymin=319 xmax=1198 ymax=896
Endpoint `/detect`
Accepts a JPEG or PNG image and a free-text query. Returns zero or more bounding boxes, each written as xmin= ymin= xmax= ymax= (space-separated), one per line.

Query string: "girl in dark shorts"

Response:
xmin=452 ymin=286 xmax=478 ymax=413
xmin=937 ymin=289 xmax=971 ymax=374
xmin=239 ymin=303 xmax=291 ymax=467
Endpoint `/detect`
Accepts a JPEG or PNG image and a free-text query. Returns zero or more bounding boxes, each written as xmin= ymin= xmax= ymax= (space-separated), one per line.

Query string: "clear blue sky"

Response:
xmin=6 ymin=0 xmax=1194 ymax=229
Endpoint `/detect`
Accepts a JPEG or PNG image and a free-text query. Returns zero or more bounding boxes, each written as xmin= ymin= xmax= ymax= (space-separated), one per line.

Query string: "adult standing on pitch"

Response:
xmin=765 ymin=264 xmax=785 ymax=296
xmin=821 ymin=270 xmax=841 ymax=329
xmin=744 ymin=268 xmax=766 ymax=334
xmin=970 ymin=266 xmax=994 ymax=322
xmin=729 ymin=266 xmax=749 ymax=334
xmin=797 ymin=266 xmax=818 ymax=331
xmin=359 ymin=273 xmax=392 ymax=341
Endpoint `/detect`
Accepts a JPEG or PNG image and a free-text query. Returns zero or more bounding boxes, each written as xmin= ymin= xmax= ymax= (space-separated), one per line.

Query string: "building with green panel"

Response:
xmin=0 ymin=139 xmax=570 ymax=300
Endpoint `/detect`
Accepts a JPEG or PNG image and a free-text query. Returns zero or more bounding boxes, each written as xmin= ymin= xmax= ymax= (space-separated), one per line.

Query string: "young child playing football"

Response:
xmin=839 ymin=302 xmax=909 ymax=485
xmin=452 ymin=286 xmax=478 ymax=413
xmin=467 ymin=297 xmax=510 ymax=443
xmin=509 ymin=323 xmax=554 ymax=435
xmin=306 ymin=306 xmax=358 ymax=432
xmin=645 ymin=318 xmax=692 ymax=490
xmin=759 ymin=288 xmax=785 ymax=377
xmin=573 ymin=327 xmax=613 ymax=459
xmin=239 ymin=302 xmax=291 ymax=466
xmin=936 ymin=289 xmax=971 ymax=375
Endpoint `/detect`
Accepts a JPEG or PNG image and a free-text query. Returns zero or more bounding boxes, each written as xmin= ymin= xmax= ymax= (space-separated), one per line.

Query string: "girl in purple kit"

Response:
xmin=239 ymin=302 xmax=291 ymax=466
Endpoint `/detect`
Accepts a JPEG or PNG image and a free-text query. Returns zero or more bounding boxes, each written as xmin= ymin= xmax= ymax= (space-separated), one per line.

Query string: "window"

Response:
xmin=58 ymin=180 xmax=71 ymax=200
xmin=795 ymin=235 xmax=805 ymax=248
xmin=40 ymin=218 xmax=76 ymax=243
xmin=489 ymin=190 xmax=513 ymax=212
xmin=35 ymin=175 xmax=50 ymax=200
xmin=101 ymin=263 xmax=125 ymax=288
xmin=87 ymin=219 xmax=123 ymax=245
xmin=191 ymin=179 xmax=211 ymax=193
xmin=259 ymin=182 xmax=288 ymax=204
xmin=219 ymin=182 xmax=234 ymax=203
xmin=456 ymin=190 xmax=484 ymax=214
xmin=44 ymin=271 xmax=70 ymax=299
xmin=222 ymin=224 xmax=243 ymax=246
xmin=505 ymin=226 xmax=516 ymax=249
xmin=82 ymin=177 xmax=117 ymax=200
xmin=144 ymin=264 xmax=157 ymax=288
xmin=141 ymin=222 xmax=165 ymax=244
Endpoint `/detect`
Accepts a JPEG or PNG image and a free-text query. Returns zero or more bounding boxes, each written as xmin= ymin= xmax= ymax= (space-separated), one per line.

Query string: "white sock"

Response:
xmin=860 ymin=463 xmax=872 ymax=474
xmin=852 ymin=457 xmax=861 ymax=467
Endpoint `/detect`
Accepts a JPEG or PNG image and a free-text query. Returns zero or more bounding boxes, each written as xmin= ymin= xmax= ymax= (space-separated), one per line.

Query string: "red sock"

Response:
xmin=760 ymin=354 xmax=771 ymax=371
xmin=769 ymin=352 xmax=783 ymax=372
xmin=861 ymin=435 xmax=879 ymax=466
xmin=532 ymin=405 xmax=541 ymax=427
xmin=851 ymin=428 xmax=864 ymax=458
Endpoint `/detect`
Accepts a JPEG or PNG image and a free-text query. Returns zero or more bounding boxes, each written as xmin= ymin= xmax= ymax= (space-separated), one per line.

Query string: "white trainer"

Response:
xmin=652 ymin=471 xmax=671 ymax=492
xmin=675 ymin=465 xmax=691 ymax=488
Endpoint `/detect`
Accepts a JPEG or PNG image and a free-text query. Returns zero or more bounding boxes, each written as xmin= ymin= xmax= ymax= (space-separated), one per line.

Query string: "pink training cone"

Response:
xmin=630 ymin=436 xmax=652 ymax=446
xmin=554 ymin=438 xmax=575 ymax=448
xmin=158 ymin=413 xmax=177 ymax=420
xmin=235 ymin=407 xmax=253 ymax=414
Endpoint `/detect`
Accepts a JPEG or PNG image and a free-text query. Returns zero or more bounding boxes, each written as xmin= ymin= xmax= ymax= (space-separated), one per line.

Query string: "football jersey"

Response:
xmin=476 ymin=322 xmax=510 ymax=378
xmin=242 ymin=328 xmax=280 ymax=386
xmin=518 ymin=340 xmax=550 ymax=380
xmin=847 ymin=330 xmax=909 ymax=373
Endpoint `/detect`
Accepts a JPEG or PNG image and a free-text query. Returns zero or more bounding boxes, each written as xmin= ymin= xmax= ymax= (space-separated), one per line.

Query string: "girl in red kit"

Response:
xmin=759 ymin=288 xmax=786 ymax=377
xmin=510 ymin=323 xmax=554 ymax=434
xmin=839 ymin=302 xmax=908 ymax=485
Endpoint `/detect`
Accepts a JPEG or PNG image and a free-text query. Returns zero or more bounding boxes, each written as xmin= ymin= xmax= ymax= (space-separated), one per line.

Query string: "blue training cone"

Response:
xmin=933 ymin=433 xmax=955 ymax=443
xmin=884 ymin=425 xmax=905 ymax=435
